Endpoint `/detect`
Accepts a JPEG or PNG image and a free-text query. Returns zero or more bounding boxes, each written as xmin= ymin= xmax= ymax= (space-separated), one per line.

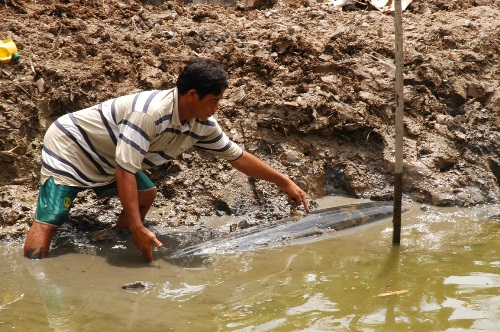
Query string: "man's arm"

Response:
xmin=228 ymin=151 xmax=310 ymax=212
xmin=115 ymin=165 xmax=163 ymax=261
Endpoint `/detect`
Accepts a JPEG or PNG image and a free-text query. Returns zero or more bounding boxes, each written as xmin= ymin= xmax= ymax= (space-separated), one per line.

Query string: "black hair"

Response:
xmin=176 ymin=58 xmax=229 ymax=99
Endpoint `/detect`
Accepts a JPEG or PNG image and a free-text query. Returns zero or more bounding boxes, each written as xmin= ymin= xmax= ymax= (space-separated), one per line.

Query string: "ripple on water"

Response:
xmin=157 ymin=282 xmax=206 ymax=302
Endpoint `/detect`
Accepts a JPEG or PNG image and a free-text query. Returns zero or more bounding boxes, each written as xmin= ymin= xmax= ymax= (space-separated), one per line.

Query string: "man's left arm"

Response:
xmin=115 ymin=166 xmax=163 ymax=261
xmin=228 ymin=151 xmax=310 ymax=212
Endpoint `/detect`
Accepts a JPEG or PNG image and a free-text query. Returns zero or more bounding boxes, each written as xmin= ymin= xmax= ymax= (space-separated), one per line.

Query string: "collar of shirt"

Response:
xmin=171 ymin=87 xmax=195 ymax=132
xmin=171 ymin=88 xmax=182 ymax=127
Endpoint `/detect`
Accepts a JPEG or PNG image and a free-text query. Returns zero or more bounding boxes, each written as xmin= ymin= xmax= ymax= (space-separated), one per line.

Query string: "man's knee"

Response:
xmin=138 ymin=188 xmax=157 ymax=208
xmin=24 ymin=221 xmax=57 ymax=259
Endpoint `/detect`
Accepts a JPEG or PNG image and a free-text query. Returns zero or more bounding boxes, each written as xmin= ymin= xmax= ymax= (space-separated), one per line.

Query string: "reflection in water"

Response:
xmin=158 ymin=282 xmax=206 ymax=301
xmin=443 ymin=273 xmax=500 ymax=330
xmin=0 ymin=197 xmax=499 ymax=331
xmin=285 ymin=292 xmax=339 ymax=315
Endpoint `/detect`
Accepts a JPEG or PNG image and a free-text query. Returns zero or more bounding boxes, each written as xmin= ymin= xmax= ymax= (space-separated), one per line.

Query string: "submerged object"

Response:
xmin=173 ymin=201 xmax=409 ymax=257
xmin=121 ymin=281 xmax=154 ymax=291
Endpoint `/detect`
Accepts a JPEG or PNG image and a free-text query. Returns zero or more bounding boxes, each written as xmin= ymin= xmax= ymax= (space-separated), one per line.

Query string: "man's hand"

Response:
xmin=280 ymin=179 xmax=310 ymax=213
xmin=130 ymin=225 xmax=163 ymax=262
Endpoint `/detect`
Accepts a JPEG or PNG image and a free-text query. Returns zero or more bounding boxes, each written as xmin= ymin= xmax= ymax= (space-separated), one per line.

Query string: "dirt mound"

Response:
xmin=1 ymin=0 xmax=499 ymax=238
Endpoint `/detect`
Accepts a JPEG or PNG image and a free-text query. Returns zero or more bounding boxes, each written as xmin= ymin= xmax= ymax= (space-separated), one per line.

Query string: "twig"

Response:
xmin=368 ymin=52 xmax=395 ymax=69
xmin=131 ymin=17 xmax=141 ymax=33
xmin=52 ymin=23 xmax=63 ymax=51
xmin=6 ymin=145 xmax=20 ymax=153
xmin=14 ymin=83 xmax=42 ymax=100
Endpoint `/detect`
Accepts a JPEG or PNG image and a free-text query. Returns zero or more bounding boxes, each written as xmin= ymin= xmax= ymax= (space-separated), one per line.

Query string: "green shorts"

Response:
xmin=35 ymin=172 xmax=155 ymax=227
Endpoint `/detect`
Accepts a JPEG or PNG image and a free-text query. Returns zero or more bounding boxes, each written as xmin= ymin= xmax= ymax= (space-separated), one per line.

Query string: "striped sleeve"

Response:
xmin=115 ymin=112 xmax=157 ymax=173
xmin=194 ymin=121 xmax=243 ymax=161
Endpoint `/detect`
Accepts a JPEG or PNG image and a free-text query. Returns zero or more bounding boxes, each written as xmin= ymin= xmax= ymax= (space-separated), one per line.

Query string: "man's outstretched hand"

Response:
xmin=280 ymin=179 xmax=310 ymax=213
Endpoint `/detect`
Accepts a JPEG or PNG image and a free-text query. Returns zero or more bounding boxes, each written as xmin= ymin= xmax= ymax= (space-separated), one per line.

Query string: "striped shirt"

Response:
xmin=41 ymin=88 xmax=243 ymax=187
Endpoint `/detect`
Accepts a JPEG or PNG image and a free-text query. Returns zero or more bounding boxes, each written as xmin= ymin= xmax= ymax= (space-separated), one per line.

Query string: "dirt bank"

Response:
xmin=1 ymin=0 xmax=499 ymax=239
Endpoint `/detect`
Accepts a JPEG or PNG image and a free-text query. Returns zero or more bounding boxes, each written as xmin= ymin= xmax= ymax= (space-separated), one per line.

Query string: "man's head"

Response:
xmin=177 ymin=58 xmax=228 ymax=99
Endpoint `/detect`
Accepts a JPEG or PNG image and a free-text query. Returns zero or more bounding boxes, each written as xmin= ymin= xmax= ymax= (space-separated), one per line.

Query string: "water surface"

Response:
xmin=1 ymin=197 xmax=499 ymax=331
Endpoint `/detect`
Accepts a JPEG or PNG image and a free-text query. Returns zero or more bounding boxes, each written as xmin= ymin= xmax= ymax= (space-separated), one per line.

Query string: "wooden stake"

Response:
xmin=392 ymin=0 xmax=404 ymax=245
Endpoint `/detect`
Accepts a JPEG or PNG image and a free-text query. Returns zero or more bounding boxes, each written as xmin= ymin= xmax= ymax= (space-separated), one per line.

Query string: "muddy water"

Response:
xmin=1 ymin=197 xmax=499 ymax=331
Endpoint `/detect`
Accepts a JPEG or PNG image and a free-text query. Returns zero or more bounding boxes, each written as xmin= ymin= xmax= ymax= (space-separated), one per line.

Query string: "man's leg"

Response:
xmin=115 ymin=187 xmax=157 ymax=229
xmin=24 ymin=221 xmax=58 ymax=259
xmin=93 ymin=171 xmax=157 ymax=229
xmin=24 ymin=176 xmax=81 ymax=259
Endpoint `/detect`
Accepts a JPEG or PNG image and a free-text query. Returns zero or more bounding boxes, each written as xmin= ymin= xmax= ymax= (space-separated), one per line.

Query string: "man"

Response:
xmin=24 ymin=58 xmax=310 ymax=262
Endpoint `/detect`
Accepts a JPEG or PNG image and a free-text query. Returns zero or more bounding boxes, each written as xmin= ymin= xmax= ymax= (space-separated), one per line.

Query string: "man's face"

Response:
xmin=192 ymin=90 xmax=225 ymax=121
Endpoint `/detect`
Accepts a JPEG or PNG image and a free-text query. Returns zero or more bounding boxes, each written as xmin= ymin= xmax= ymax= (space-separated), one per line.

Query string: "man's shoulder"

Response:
xmin=147 ymin=89 xmax=176 ymax=115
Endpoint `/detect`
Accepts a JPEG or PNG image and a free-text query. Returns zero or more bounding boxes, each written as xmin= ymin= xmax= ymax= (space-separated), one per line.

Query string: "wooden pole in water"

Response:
xmin=392 ymin=0 xmax=404 ymax=245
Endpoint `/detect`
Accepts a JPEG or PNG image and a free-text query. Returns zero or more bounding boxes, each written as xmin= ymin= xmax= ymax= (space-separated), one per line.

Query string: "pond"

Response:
xmin=1 ymin=197 xmax=499 ymax=331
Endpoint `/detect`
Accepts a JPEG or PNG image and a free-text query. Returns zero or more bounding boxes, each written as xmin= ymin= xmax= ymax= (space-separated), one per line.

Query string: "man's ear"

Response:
xmin=186 ymin=89 xmax=198 ymax=101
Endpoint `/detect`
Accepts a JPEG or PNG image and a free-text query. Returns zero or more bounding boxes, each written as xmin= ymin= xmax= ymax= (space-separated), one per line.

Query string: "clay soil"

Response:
xmin=1 ymin=0 xmax=499 ymax=240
